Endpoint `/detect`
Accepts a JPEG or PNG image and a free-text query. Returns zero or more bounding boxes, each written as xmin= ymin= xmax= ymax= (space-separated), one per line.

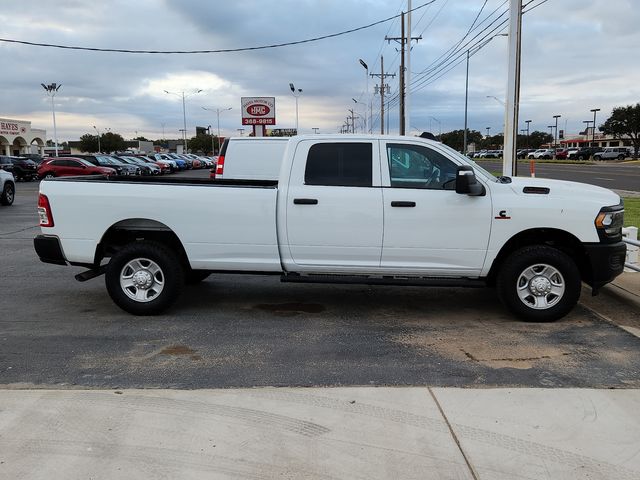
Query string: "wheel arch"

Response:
xmin=96 ymin=218 xmax=191 ymax=270
xmin=487 ymin=228 xmax=590 ymax=286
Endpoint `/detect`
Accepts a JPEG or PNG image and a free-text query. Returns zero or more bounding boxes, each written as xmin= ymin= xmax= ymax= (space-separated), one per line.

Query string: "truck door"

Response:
xmin=380 ymin=141 xmax=492 ymax=275
xmin=285 ymin=140 xmax=383 ymax=271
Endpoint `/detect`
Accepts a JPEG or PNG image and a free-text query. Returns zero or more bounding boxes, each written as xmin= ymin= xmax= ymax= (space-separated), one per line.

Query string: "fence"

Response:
xmin=623 ymin=227 xmax=639 ymax=272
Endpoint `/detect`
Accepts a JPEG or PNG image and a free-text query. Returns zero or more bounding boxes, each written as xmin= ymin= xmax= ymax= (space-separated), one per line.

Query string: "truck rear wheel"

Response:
xmin=497 ymin=245 xmax=581 ymax=322
xmin=105 ymin=240 xmax=184 ymax=315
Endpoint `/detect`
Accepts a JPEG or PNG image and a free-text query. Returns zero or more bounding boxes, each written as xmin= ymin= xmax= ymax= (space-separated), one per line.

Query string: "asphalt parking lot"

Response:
xmin=2 ymin=176 xmax=640 ymax=390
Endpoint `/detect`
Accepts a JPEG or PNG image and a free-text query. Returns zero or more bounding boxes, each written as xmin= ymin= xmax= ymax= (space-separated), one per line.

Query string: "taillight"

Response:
xmin=37 ymin=194 xmax=54 ymax=227
xmin=215 ymin=155 xmax=225 ymax=176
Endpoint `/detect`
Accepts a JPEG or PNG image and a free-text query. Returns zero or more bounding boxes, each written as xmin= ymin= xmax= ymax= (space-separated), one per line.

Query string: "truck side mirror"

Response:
xmin=456 ymin=165 xmax=485 ymax=196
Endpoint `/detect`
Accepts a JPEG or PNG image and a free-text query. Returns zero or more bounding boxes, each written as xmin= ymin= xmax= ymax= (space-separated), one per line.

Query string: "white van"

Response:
xmin=214 ymin=137 xmax=289 ymax=180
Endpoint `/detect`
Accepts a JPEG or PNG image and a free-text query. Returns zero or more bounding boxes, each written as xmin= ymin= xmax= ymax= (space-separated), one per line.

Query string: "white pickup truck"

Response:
xmin=34 ymin=135 xmax=626 ymax=322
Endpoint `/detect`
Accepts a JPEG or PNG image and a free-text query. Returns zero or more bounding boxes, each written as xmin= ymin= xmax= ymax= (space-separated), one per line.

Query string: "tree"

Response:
xmin=600 ymin=103 xmax=640 ymax=158
xmin=79 ymin=133 xmax=98 ymax=153
xmin=134 ymin=136 xmax=149 ymax=141
xmin=528 ymin=131 xmax=553 ymax=149
xmin=438 ymin=129 xmax=483 ymax=152
xmin=101 ymin=132 xmax=126 ymax=153
xmin=187 ymin=134 xmax=220 ymax=154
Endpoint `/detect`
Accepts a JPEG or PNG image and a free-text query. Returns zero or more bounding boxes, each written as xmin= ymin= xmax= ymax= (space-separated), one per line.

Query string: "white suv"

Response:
xmin=593 ymin=147 xmax=630 ymax=161
xmin=0 ymin=169 xmax=15 ymax=206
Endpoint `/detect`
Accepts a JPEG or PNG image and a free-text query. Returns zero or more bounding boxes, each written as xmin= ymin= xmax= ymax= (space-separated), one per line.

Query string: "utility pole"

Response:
xmin=370 ymin=56 xmax=395 ymax=135
xmin=503 ymin=0 xmax=523 ymax=177
xmin=348 ymin=109 xmax=357 ymax=133
xmin=386 ymin=13 xmax=421 ymax=135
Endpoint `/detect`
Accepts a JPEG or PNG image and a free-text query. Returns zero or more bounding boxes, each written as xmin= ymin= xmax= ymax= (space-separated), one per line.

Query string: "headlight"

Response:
xmin=595 ymin=202 xmax=624 ymax=241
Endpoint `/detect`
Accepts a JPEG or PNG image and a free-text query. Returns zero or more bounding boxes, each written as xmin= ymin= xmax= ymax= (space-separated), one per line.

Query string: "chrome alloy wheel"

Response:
xmin=4 ymin=184 xmax=14 ymax=204
xmin=516 ymin=263 xmax=565 ymax=310
xmin=120 ymin=258 xmax=165 ymax=302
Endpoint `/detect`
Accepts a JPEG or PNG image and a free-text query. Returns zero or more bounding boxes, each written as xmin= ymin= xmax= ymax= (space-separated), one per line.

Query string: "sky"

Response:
xmin=1 ymin=0 xmax=639 ymax=142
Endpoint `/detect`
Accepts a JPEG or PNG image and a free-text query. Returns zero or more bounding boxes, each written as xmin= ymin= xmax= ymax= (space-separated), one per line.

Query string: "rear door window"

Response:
xmin=304 ymin=143 xmax=372 ymax=187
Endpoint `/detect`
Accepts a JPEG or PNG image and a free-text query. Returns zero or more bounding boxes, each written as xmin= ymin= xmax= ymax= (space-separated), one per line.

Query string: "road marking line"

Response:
xmin=594 ymin=177 xmax=615 ymax=181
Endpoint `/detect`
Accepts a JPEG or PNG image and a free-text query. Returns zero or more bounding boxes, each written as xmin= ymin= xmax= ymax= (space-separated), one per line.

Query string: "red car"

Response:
xmin=554 ymin=149 xmax=569 ymax=160
xmin=38 ymin=157 xmax=116 ymax=179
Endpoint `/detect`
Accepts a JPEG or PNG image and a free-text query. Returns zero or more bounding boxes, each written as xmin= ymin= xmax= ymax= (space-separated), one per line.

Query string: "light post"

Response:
xmin=525 ymin=119 xmax=532 ymax=148
xmin=92 ymin=125 xmax=101 ymax=153
xmin=202 ymin=106 xmax=232 ymax=154
xmin=583 ymin=120 xmax=593 ymax=141
xmin=430 ymin=116 xmax=441 ymax=137
xmin=358 ymin=59 xmax=369 ymax=133
xmin=289 ymin=83 xmax=302 ymax=133
xmin=486 ymin=95 xmax=506 ymax=106
xmin=463 ymin=34 xmax=507 ymax=154
xmin=553 ymin=114 xmax=561 ymax=148
xmin=590 ymin=108 xmax=600 ymax=147
xmin=164 ymin=88 xmax=202 ymax=153
xmin=41 ymin=83 xmax=62 ymax=156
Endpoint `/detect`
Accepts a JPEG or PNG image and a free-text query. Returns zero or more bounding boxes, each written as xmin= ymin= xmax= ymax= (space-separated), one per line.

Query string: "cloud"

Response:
xmin=0 ymin=0 xmax=638 ymax=141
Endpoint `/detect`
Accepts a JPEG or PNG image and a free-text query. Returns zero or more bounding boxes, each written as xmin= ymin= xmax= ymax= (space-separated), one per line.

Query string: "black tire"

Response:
xmin=617 ymin=154 xmax=625 ymax=160
xmin=496 ymin=245 xmax=581 ymax=322
xmin=185 ymin=270 xmax=211 ymax=285
xmin=0 ymin=181 xmax=14 ymax=206
xmin=577 ymin=155 xmax=586 ymax=160
xmin=105 ymin=241 xmax=185 ymax=315
xmin=593 ymin=155 xmax=601 ymax=161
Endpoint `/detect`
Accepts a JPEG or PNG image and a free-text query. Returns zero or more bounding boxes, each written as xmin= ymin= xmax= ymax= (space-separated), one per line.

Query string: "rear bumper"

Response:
xmin=583 ymin=241 xmax=627 ymax=292
xmin=34 ymin=235 xmax=67 ymax=265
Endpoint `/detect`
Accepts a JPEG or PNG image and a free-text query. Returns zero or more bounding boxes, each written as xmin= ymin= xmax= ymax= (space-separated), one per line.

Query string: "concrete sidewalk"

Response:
xmin=1 ymin=388 xmax=639 ymax=479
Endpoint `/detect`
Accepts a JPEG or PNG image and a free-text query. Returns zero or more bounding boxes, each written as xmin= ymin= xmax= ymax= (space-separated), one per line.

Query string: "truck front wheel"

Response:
xmin=105 ymin=241 xmax=185 ymax=315
xmin=496 ymin=245 xmax=581 ymax=322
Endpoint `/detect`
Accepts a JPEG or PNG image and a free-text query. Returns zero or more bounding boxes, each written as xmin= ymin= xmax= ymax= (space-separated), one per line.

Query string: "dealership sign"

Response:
xmin=0 ymin=121 xmax=28 ymax=137
xmin=241 ymin=97 xmax=276 ymax=125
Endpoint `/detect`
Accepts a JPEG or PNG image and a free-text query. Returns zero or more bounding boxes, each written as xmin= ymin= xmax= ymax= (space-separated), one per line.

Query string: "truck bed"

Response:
xmin=39 ymin=176 xmax=282 ymax=272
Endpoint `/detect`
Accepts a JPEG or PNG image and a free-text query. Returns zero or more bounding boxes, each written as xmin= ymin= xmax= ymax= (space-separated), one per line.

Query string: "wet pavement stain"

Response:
xmin=160 ymin=345 xmax=197 ymax=356
xmin=253 ymin=303 xmax=326 ymax=316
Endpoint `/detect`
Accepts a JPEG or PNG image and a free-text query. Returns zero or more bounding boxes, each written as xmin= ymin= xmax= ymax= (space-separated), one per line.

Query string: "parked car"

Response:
xmin=153 ymin=153 xmax=182 ymax=171
xmin=593 ymin=147 xmax=631 ymax=161
xmin=554 ymin=149 xmax=569 ymax=160
xmin=565 ymin=148 xmax=579 ymax=159
xmin=136 ymin=155 xmax=171 ymax=174
xmin=0 ymin=169 xmax=15 ymax=206
xmin=37 ymin=157 xmax=116 ymax=179
xmin=0 ymin=156 xmax=38 ymax=181
xmin=530 ymin=149 xmax=554 ymax=159
xmin=567 ymin=147 xmax=603 ymax=160
xmin=483 ymin=150 xmax=503 ymax=158
xmin=167 ymin=154 xmax=188 ymax=169
xmin=114 ymin=155 xmax=159 ymax=176
xmin=66 ymin=154 xmax=140 ymax=176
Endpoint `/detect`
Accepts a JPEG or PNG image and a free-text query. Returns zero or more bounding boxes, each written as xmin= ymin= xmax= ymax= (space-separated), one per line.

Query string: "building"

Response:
xmin=560 ymin=127 xmax=634 ymax=149
xmin=0 ymin=118 xmax=46 ymax=156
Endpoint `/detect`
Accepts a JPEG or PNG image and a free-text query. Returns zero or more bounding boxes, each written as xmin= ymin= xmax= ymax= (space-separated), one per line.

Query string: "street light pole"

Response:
xmin=553 ymin=114 xmax=561 ymax=148
xmin=590 ymin=108 xmax=600 ymax=147
xmin=92 ymin=125 xmax=101 ymax=153
xmin=525 ymin=119 xmax=531 ymax=148
xmin=464 ymin=34 xmax=507 ymax=154
xmin=164 ymin=88 xmax=202 ymax=153
xmin=358 ymin=59 xmax=369 ymax=133
xmin=289 ymin=83 xmax=303 ymax=133
xmin=202 ymin=107 xmax=232 ymax=154
xmin=41 ymin=83 xmax=62 ymax=156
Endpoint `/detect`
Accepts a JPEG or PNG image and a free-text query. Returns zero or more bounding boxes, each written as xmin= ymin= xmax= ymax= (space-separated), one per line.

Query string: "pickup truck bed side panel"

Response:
xmin=40 ymin=180 xmax=282 ymax=271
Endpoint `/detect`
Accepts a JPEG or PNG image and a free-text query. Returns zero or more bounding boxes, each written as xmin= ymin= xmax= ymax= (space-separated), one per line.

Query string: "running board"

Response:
xmin=281 ymin=273 xmax=486 ymax=288
xmin=75 ymin=266 xmax=106 ymax=282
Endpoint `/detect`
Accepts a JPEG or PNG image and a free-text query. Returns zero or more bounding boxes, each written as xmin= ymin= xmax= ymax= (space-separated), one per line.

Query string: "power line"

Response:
xmin=0 ymin=1 xmax=436 ymax=55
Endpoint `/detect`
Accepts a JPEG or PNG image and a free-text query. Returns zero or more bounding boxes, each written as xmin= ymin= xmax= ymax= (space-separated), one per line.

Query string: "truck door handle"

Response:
xmin=293 ymin=198 xmax=318 ymax=205
xmin=391 ymin=201 xmax=416 ymax=207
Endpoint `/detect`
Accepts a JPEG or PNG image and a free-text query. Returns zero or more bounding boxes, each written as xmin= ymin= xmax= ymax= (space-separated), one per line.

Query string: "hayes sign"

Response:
xmin=241 ymin=97 xmax=276 ymax=126
xmin=0 ymin=121 xmax=27 ymax=136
